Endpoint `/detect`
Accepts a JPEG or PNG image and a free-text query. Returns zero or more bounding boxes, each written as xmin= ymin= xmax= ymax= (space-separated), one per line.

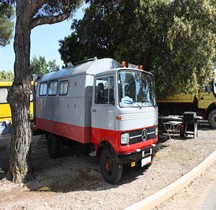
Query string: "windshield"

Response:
xmin=213 ymin=80 xmax=216 ymax=95
xmin=118 ymin=70 xmax=156 ymax=108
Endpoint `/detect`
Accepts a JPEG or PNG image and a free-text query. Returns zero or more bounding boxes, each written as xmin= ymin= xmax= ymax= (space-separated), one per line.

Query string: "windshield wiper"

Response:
xmin=134 ymin=103 xmax=142 ymax=109
xmin=141 ymin=100 xmax=153 ymax=107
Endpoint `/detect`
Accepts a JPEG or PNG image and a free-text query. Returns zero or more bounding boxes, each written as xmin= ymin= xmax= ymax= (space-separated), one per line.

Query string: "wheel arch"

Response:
xmin=97 ymin=141 xmax=114 ymax=159
xmin=205 ymin=103 xmax=216 ymax=119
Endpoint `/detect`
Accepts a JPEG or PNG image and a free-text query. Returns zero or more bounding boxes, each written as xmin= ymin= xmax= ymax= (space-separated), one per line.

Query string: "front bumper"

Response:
xmin=115 ymin=144 xmax=159 ymax=165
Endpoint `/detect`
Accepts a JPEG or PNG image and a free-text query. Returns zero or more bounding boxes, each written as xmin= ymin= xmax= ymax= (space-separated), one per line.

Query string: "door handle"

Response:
xmin=92 ymin=109 xmax=97 ymax=112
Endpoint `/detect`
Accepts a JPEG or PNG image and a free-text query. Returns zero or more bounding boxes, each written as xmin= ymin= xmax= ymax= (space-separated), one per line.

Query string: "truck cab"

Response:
xmin=198 ymin=79 xmax=216 ymax=128
xmin=91 ymin=68 xmax=158 ymax=183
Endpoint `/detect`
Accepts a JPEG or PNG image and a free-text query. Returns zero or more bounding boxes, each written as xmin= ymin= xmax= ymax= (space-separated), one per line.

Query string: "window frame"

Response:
xmin=39 ymin=82 xmax=48 ymax=96
xmin=48 ymin=80 xmax=58 ymax=96
xmin=59 ymin=80 xmax=69 ymax=96
xmin=94 ymin=75 xmax=115 ymax=105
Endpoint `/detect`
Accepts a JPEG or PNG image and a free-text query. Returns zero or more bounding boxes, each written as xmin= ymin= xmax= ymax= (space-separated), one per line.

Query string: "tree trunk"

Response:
xmin=7 ymin=1 xmax=33 ymax=183
xmin=6 ymin=0 xmax=79 ymax=183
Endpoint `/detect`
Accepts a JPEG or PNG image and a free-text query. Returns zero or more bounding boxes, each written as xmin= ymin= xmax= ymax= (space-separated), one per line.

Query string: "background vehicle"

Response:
xmin=0 ymin=81 xmax=34 ymax=122
xmin=157 ymin=79 xmax=216 ymax=129
xmin=33 ymin=58 xmax=158 ymax=184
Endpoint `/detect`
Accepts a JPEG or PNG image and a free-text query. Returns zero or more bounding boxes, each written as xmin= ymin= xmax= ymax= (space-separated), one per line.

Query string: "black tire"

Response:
xmin=47 ymin=134 xmax=61 ymax=159
xmin=99 ymin=148 xmax=123 ymax=184
xmin=208 ymin=109 xmax=216 ymax=129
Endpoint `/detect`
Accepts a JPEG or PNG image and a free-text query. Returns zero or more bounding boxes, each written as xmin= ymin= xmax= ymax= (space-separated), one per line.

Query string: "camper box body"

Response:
xmin=35 ymin=60 xmax=103 ymax=144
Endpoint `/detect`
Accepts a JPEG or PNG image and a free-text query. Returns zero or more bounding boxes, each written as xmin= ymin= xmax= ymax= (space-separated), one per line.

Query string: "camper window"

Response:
xmin=59 ymin=80 xmax=69 ymax=95
xmin=48 ymin=81 xmax=58 ymax=96
xmin=39 ymin=82 xmax=47 ymax=96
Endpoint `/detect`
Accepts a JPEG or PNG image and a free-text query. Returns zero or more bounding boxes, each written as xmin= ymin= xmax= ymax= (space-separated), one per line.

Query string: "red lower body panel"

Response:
xmin=35 ymin=118 xmax=91 ymax=144
xmin=91 ymin=126 xmax=158 ymax=154
xmin=35 ymin=118 xmax=158 ymax=154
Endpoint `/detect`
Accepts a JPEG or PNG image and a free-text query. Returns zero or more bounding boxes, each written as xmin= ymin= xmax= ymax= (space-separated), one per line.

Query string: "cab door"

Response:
xmin=198 ymin=83 xmax=215 ymax=109
xmin=91 ymin=75 xmax=116 ymax=144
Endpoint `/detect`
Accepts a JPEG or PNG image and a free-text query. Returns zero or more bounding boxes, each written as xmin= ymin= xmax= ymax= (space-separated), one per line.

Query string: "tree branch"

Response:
xmin=30 ymin=12 xmax=70 ymax=29
xmin=31 ymin=0 xmax=46 ymax=18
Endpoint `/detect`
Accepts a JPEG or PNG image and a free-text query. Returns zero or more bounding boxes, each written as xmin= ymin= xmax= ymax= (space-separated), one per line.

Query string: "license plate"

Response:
xmin=142 ymin=148 xmax=152 ymax=157
xmin=141 ymin=156 xmax=151 ymax=167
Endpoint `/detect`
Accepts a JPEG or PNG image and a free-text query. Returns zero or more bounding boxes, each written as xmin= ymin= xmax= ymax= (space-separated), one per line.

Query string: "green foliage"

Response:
xmin=0 ymin=2 xmax=14 ymax=46
xmin=59 ymin=0 xmax=137 ymax=64
xmin=0 ymin=70 xmax=14 ymax=81
xmin=30 ymin=56 xmax=59 ymax=75
xmin=59 ymin=0 xmax=216 ymax=98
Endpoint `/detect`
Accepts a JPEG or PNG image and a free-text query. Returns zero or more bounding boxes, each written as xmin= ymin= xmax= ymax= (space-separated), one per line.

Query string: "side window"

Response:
xmin=201 ymin=83 xmax=211 ymax=93
xmin=213 ymin=81 xmax=216 ymax=96
xmin=59 ymin=81 xmax=69 ymax=95
xmin=95 ymin=76 xmax=114 ymax=104
xmin=48 ymin=81 xmax=58 ymax=96
xmin=39 ymin=82 xmax=47 ymax=96
xmin=201 ymin=85 xmax=206 ymax=92
xmin=0 ymin=88 xmax=9 ymax=103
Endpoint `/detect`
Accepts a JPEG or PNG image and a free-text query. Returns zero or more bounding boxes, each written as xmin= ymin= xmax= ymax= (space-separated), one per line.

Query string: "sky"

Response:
xmin=0 ymin=4 xmax=87 ymax=72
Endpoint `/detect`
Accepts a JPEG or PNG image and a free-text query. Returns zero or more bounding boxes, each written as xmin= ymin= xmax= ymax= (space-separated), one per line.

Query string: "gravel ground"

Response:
xmin=0 ymin=122 xmax=215 ymax=210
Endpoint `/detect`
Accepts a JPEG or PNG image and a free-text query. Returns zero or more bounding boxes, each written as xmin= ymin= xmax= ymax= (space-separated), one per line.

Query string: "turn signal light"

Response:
xmin=116 ymin=116 xmax=122 ymax=120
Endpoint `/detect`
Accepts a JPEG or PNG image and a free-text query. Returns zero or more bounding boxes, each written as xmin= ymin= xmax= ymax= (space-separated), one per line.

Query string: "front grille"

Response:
xmin=122 ymin=126 xmax=157 ymax=145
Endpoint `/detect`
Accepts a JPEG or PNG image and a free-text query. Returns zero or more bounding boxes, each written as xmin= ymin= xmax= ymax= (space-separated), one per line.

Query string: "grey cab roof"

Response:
xmin=39 ymin=58 xmax=121 ymax=82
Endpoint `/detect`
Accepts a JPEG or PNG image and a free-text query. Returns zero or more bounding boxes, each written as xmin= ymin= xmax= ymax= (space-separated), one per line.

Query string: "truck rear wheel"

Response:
xmin=99 ymin=148 xmax=123 ymax=184
xmin=47 ymin=134 xmax=62 ymax=159
xmin=208 ymin=109 xmax=216 ymax=129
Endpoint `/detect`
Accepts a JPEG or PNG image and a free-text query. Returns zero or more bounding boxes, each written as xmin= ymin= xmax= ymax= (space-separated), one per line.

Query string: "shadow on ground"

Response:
xmin=0 ymin=135 xmax=149 ymax=193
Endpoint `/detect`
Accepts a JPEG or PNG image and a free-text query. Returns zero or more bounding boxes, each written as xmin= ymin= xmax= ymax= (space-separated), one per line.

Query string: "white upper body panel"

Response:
xmin=36 ymin=58 xmax=157 ymax=132
xmin=39 ymin=58 xmax=121 ymax=83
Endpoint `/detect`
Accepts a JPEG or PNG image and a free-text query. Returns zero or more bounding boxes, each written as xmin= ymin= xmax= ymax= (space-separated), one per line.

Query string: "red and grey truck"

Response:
xmin=33 ymin=58 xmax=158 ymax=184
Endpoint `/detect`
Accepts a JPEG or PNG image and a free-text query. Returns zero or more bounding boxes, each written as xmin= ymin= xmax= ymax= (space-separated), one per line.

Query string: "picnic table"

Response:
xmin=158 ymin=116 xmax=183 ymax=139
xmin=158 ymin=114 xmax=201 ymax=139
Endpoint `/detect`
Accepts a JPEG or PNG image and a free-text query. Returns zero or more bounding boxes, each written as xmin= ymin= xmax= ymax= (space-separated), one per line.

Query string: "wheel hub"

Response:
xmin=105 ymin=160 xmax=112 ymax=173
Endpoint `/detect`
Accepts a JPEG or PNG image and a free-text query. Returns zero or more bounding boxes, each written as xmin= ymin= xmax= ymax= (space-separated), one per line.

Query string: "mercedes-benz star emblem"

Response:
xmin=142 ymin=128 xmax=147 ymax=141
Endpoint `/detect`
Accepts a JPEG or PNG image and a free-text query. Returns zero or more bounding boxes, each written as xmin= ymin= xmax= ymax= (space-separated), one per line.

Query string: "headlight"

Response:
xmin=155 ymin=127 xmax=158 ymax=136
xmin=121 ymin=133 xmax=129 ymax=145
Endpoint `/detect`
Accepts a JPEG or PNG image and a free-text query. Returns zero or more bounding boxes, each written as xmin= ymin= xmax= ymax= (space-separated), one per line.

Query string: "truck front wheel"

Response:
xmin=208 ymin=109 xmax=216 ymax=129
xmin=99 ymin=148 xmax=123 ymax=184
